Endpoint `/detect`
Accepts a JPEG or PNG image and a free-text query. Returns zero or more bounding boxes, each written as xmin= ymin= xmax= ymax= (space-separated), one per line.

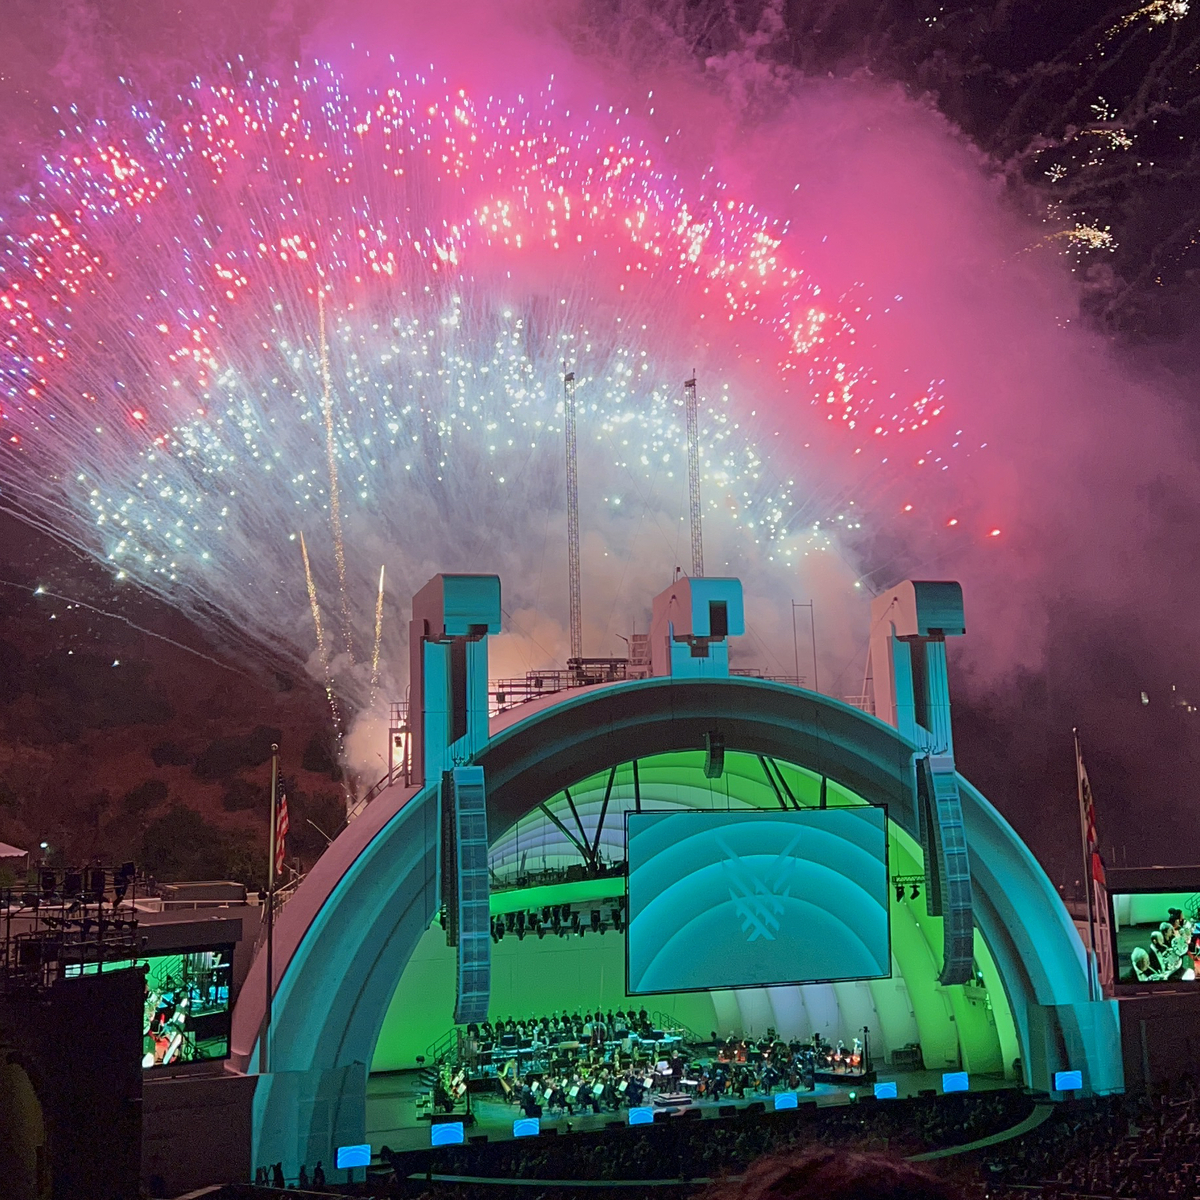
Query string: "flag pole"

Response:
xmin=261 ymin=742 xmax=279 ymax=1074
xmin=1074 ymin=727 xmax=1098 ymax=1004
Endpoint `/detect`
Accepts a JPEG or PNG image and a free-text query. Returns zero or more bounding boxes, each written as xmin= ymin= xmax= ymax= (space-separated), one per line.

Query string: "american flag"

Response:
xmin=274 ymin=790 xmax=289 ymax=879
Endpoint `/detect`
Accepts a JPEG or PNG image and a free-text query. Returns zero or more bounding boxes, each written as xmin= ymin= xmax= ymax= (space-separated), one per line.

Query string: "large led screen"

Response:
xmin=1111 ymin=892 xmax=1200 ymax=986
xmin=625 ymin=807 xmax=890 ymax=994
xmin=142 ymin=946 xmax=233 ymax=1067
xmin=65 ymin=943 xmax=234 ymax=1067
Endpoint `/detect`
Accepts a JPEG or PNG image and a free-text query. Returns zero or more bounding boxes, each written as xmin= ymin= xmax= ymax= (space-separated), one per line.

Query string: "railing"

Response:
xmin=730 ymin=669 xmax=806 ymax=687
xmin=251 ymin=870 xmax=307 ymax=955
xmin=651 ymin=1010 xmax=708 ymax=1045
xmin=425 ymin=1025 xmax=462 ymax=1066
xmin=492 ymin=658 xmax=632 ymax=713
xmin=843 ymin=693 xmax=875 ymax=714
xmin=346 ymin=763 xmax=409 ymax=823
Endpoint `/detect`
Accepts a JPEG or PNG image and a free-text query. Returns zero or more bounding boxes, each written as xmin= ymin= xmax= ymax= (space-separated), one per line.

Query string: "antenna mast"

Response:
xmin=685 ymin=374 xmax=704 ymax=577
xmin=564 ymin=369 xmax=583 ymax=664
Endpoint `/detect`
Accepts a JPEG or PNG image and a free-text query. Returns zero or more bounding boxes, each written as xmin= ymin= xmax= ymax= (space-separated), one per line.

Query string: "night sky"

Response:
xmin=2 ymin=0 xmax=1199 ymax=889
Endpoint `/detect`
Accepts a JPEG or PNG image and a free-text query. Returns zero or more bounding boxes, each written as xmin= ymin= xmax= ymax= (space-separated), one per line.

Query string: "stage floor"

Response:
xmin=365 ymin=1067 xmax=1014 ymax=1152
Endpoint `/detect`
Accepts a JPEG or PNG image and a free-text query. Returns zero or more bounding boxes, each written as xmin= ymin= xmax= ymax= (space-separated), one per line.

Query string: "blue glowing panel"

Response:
xmin=431 ymin=1121 xmax=465 ymax=1146
xmin=1054 ymin=1070 xmax=1083 ymax=1092
xmin=773 ymin=1092 xmax=798 ymax=1110
xmin=628 ymin=1107 xmax=654 ymax=1125
xmin=336 ymin=1144 xmax=370 ymax=1169
xmin=513 ymin=1118 xmax=540 ymax=1138
xmin=626 ymin=809 xmax=890 ymax=993
xmin=874 ymin=1081 xmax=898 ymax=1100
xmin=942 ymin=1072 xmax=969 ymax=1093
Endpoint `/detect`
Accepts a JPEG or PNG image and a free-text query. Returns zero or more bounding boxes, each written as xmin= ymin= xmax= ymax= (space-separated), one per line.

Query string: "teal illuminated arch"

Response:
xmin=230 ymin=677 xmax=1122 ymax=1173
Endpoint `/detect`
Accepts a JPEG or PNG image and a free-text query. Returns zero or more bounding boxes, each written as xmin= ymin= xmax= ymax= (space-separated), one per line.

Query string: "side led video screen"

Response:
xmin=1111 ymin=891 xmax=1200 ymax=986
xmin=142 ymin=945 xmax=234 ymax=1068
xmin=64 ymin=943 xmax=234 ymax=1068
xmin=625 ymin=808 xmax=890 ymax=994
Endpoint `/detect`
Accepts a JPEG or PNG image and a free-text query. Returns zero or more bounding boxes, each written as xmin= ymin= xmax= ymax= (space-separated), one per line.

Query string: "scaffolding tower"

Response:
xmin=564 ymin=370 xmax=583 ymax=663
xmin=685 ymin=375 xmax=704 ymax=578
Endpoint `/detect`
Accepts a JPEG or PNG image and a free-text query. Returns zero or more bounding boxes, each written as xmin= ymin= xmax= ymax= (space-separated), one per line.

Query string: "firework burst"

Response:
xmin=0 ymin=60 xmax=970 ymax=706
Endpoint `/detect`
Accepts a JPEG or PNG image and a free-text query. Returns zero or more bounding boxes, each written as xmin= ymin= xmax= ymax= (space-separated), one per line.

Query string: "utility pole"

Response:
xmin=260 ymin=743 xmax=279 ymax=1074
xmin=564 ymin=369 xmax=583 ymax=664
xmin=684 ymin=375 xmax=704 ymax=578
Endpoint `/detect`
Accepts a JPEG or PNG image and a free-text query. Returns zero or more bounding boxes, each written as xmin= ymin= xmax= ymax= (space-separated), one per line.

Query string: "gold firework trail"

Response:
xmin=370 ymin=563 xmax=385 ymax=704
xmin=300 ymin=529 xmax=343 ymax=734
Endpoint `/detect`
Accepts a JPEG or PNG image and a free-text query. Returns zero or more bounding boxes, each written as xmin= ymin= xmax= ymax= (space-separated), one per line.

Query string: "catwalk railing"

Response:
xmin=1 ymin=869 xmax=140 ymax=994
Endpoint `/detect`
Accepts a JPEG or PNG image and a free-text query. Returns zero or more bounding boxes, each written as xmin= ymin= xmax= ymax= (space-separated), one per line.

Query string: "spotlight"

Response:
xmin=537 ymin=925 xmax=547 ymax=939
xmin=590 ymin=910 xmax=601 ymax=930
xmin=505 ymin=913 xmax=515 ymax=933
xmin=895 ymin=882 xmax=905 ymax=903
xmin=63 ymin=871 xmax=82 ymax=899
xmin=114 ymin=862 xmax=135 ymax=903
xmin=39 ymin=870 xmax=57 ymax=899
xmin=910 ymin=883 xmax=921 ymax=900
xmin=542 ymin=907 xmax=552 ymax=922
xmin=87 ymin=868 xmax=107 ymax=903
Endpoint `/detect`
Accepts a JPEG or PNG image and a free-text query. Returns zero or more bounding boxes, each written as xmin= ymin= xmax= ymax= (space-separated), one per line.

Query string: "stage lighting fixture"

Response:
xmin=87 ymin=868 xmax=106 ymax=902
xmin=590 ymin=910 xmax=601 ymax=930
xmin=63 ymin=871 xmax=82 ymax=899
xmin=39 ymin=870 xmax=56 ymax=898
xmin=114 ymin=861 xmax=135 ymax=902
xmin=895 ymin=882 xmax=904 ymax=902
xmin=910 ymin=883 xmax=921 ymax=900
xmin=537 ymin=925 xmax=547 ymax=939
xmin=505 ymin=913 xmax=515 ymax=932
xmin=571 ymin=911 xmax=580 ymax=932
xmin=516 ymin=912 xmax=526 ymax=932
xmin=542 ymin=906 xmax=552 ymax=922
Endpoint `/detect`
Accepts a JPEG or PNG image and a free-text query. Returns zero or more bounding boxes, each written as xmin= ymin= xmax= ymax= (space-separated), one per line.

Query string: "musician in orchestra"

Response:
xmin=518 ymin=1079 xmax=541 ymax=1118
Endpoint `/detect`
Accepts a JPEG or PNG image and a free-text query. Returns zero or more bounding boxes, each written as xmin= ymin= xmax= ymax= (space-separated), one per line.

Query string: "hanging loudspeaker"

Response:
xmin=704 ymin=731 xmax=725 ymax=779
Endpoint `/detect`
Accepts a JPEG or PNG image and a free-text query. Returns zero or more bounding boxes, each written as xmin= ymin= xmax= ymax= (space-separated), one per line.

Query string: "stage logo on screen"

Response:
xmin=625 ymin=808 xmax=891 ymax=995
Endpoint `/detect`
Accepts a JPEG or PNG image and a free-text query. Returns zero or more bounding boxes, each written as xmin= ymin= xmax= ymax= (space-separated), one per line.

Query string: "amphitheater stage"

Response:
xmin=365 ymin=1067 xmax=1014 ymax=1153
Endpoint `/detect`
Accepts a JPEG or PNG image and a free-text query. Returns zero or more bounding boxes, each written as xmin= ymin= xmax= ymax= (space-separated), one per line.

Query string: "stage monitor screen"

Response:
xmin=1111 ymin=891 xmax=1200 ymax=986
xmin=66 ymin=943 xmax=233 ymax=1068
xmin=142 ymin=945 xmax=233 ymax=1068
xmin=625 ymin=807 xmax=890 ymax=994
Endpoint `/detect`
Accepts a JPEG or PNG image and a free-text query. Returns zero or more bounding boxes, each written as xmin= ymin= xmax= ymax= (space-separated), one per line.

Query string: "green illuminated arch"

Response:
xmin=374 ymin=749 xmax=1017 ymax=1080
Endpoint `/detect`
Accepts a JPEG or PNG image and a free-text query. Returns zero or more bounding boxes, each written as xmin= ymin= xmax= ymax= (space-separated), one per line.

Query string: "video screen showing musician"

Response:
xmin=142 ymin=946 xmax=233 ymax=1068
xmin=1112 ymin=892 xmax=1200 ymax=985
